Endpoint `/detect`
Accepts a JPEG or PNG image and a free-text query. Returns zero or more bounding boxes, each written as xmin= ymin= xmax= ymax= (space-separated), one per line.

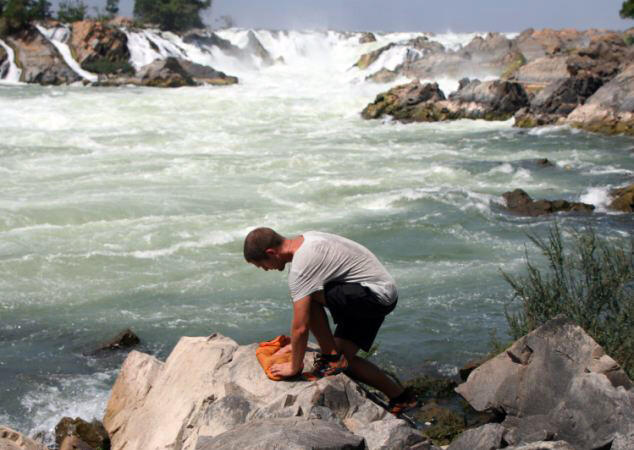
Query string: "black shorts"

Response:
xmin=324 ymin=282 xmax=397 ymax=352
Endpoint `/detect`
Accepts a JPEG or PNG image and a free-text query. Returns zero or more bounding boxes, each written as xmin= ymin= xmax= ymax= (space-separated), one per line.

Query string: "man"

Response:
xmin=243 ymin=227 xmax=417 ymax=414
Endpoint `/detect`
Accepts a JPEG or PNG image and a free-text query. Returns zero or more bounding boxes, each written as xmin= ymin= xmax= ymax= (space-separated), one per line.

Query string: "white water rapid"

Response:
xmin=0 ymin=38 xmax=22 ymax=83
xmin=36 ymin=25 xmax=98 ymax=82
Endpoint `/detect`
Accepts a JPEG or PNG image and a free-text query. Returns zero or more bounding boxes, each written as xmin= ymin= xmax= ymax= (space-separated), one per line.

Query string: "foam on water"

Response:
xmin=580 ymin=187 xmax=613 ymax=212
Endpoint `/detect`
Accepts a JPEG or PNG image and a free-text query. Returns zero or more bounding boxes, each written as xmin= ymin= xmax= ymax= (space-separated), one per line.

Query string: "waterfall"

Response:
xmin=0 ymin=38 xmax=22 ymax=83
xmin=35 ymin=25 xmax=98 ymax=82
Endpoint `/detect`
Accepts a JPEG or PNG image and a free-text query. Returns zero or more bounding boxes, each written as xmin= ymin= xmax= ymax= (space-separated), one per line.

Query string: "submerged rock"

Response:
xmin=502 ymin=189 xmax=594 ymax=216
xmin=91 ymin=328 xmax=140 ymax=354
xmin=609 ymin=183 xmax=634 ymax=212
xmin=455 ymin=316 xmax=633 ymax=450
xmin=103 ymin=333 xmax=426 ymax=450
xmin=7 ymin=26 xmax=81 ymax=85
xmin=0 ymin=426 xmax=48 ymax=450
xmin=178 ymin=60 xmax=239 ymax=85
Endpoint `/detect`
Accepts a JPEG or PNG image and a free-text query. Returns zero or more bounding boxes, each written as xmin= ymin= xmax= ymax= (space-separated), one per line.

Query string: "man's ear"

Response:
xmin=265 ymin=248 xmax=277 ymax=257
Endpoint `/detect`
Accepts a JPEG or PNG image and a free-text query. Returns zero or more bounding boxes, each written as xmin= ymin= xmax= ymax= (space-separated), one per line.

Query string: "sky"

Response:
xmin=51 ymin=0 xmax=632 ymax=33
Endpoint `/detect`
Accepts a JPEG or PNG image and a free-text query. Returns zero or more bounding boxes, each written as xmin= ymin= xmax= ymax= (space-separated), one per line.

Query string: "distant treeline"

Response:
xmin=0 ymin=0 xmax=224 ymax=35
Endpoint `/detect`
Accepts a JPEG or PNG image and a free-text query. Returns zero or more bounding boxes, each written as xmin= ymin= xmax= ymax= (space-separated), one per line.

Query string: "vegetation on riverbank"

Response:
xmin=502 ymin=223 xmax=634 ymax=378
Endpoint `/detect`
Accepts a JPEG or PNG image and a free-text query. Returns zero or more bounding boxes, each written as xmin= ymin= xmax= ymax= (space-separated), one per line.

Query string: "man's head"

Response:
xmin=243 ymin=227 xmax=287 ymax=271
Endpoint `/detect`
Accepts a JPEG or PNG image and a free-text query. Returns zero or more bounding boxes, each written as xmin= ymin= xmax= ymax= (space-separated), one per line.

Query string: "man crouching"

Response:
xmin=243 ymin=227 xmax=416 ymax=414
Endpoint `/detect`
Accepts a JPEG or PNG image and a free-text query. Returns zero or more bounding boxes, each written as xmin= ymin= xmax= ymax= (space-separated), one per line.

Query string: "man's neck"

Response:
xmin=283 ymin=235 xmax=304 ymax=261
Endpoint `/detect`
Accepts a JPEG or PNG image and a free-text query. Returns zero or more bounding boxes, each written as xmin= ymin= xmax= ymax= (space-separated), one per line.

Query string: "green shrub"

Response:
xmin=502 ymin=223 xmax=634 ymax=379
xmin=82 ymin=59 xmax=134 ymax=75
xmin=57 ymin=0 xmax=87 ymax=23
xmin=624 ymin=35 xmax=634 ymax=46
xmin=133 ymin=0 xmax=212 ymax=31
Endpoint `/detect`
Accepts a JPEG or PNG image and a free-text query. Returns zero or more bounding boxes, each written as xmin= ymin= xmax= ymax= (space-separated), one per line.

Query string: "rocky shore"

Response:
xmin=2 ymin=316 xmax=632 ymax=450
xmin=360 ymin=28 xmax=634 ymax=135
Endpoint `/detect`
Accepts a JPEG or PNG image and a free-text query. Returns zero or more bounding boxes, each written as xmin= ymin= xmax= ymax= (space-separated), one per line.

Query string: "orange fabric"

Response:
xmin=256 ymin=335 xmax=292 ymax=381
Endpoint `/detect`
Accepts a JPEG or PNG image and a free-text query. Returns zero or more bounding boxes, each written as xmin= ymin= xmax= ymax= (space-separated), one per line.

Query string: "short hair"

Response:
xmin=243 ymin=227 xmax=285 ymax=262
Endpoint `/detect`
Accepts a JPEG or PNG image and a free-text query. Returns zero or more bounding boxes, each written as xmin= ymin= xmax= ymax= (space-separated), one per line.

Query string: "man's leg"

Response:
xmin=308 ymin=292 xmax=338 ymax=355
xmin=335 ymin=337 xmax=403 ymax=400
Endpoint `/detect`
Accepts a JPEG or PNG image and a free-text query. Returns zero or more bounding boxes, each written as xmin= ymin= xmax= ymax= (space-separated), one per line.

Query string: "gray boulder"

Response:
xmin=359 ymin=32 xmax=377 ymax=44
xmin=446 ymin=423 xmax=506 ymax=450
xmin=195 ymin=418 xmax=365 ymax=450
xmin=455 ymin=316 xmax=633 ymax=450
xmin=103 ymin=333 xmax=424 ymax=450
xmin=7 ymin=26 xmax=81 ymax=85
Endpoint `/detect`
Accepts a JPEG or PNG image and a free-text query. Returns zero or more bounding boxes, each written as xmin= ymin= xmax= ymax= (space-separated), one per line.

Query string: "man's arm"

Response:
xmin=270 ymin=295 xmax=311 ymax=377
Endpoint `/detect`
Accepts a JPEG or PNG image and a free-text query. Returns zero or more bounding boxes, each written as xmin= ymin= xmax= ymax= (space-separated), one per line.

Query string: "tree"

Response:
xmin=1 ymin=0 xmax=31 ymax=32
xmin=30 ymin=0 xmax=52 ymax=19
xmin=134 ymin=0 xmax=213 ymax=31
xmin=105 ymin=0 xmax=118 ymax=17
xmin=57 ymin=0 xmax=86 ymax=22
xmin=621 ymin=1 xmax=634 ymax=18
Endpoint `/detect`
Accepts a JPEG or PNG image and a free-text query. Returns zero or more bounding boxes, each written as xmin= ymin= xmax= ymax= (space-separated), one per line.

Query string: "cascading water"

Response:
xmin=0 ymin=38 xmax=22 ymax=83
xmin=35 ymin=25 xmax=98 ymax=82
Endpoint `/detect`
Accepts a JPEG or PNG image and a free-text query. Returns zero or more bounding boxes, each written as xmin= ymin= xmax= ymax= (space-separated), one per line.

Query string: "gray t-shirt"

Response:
xmin=288 ymin=231 xmax=398 ymax=305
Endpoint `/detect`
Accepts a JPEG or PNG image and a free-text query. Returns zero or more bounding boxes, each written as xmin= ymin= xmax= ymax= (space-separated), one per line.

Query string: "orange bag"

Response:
xmin=256 ymin=335 xmax=292 ymax=381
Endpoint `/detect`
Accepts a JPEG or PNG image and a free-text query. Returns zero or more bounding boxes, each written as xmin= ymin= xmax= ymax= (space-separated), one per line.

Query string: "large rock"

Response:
xmin=0 ymin=44 xmax=7 ymax=78
xmin=359 ymin=32 xmax=377 ymax=44
xmin=7 ymin=26 xmax=81 ymax=85
xmin=69 ymin=20 xmax=129 ymax=72
xmin=244 ymin=30 xmax=274 ymax=66
xmin=362 ymin=79 xmax=528 ymax=123
xmin=609 ymin=183 xmax=634 ymax=212
xmin=355 ymin=36 xmax=443 ymax=71
xmin=514 ymin=75 xmax=604 ymax=127
xmin=177 ymin=60 xmax=238 ymax=85
xmin=0 ymin=426 xmax=48 ymax=450
xmin=455 ymin=316 xmax=634 ymax=450
xmin=515 ymin=28 xmax=601 ymax=61
xmin=54 ymin=417 xmax=108 ymax=450
xmin=446 ymin=423 xmax=506 ymax=450
xmin=566 ymin=63 xmax=634 ymax=135
xmin=361 ymin=80 xmax=446 ymax=121
xmin=509 ymin=56 xmax=569 ymax=92
xmin=502 ymin=189 xmax=594 ymax=216
xmin=402 ymin=33 xmax=518 ymax=81
xmin=104 ymin=333 xmax=424 ymax=450
xmin=195 ymin=418 xmax=365 ymax=450
xmin=95 ymin=57 xmax=238 ymax=88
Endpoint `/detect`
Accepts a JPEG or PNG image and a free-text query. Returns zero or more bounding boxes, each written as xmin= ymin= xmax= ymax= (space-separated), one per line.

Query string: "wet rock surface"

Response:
xmin=502 ymin=189 xmax=594 ymax=216
xmin=359 ymin=32 xmax=377 ymax=44
xmin=7 ymin=26 xmax=81 ymax=85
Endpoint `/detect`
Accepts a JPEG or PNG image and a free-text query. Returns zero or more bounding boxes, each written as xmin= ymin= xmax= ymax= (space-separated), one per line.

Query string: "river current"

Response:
xmin=0 ymin=28 xmax=632 ymax=438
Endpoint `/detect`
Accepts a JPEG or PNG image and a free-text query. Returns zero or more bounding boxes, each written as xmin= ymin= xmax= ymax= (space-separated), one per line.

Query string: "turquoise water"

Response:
xmin=0 ymin=29 xmax=633 ymax=438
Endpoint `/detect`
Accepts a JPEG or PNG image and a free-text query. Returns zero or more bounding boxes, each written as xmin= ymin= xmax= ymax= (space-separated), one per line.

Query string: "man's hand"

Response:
xmin=272 ymin=343 xmax=292 ymax=357
xmin=270 ymin=361 xmax=303 ymax=378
